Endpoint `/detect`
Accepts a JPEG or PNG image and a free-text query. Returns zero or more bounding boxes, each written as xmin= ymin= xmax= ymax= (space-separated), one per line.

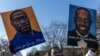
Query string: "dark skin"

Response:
xmin=51 ymin=48 xmax=63 ymax=56
xmin=75 ymin=9 xmax=90 ymax=36
xmin=11 ymin=11 xmax=32 ymax=33
xmin=9 ymin=10 xmax=33 ymax=54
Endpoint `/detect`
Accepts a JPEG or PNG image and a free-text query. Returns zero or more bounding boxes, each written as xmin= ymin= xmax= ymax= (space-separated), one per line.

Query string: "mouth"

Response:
xmin=21 ymin=25 xmax=30 ymax=32
xmin=78 ymin=25 xmax=87 ymax=31
xmin=80 ymin=27 xmax=86 ymax=30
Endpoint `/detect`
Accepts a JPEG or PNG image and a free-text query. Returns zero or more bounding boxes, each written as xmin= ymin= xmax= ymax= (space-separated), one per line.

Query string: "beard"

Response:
xmin=16 ymin=24 xmax=32 ymax=33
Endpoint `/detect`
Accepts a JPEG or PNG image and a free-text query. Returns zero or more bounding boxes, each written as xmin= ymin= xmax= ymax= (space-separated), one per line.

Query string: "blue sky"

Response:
xmin=0 ymin=0 xmax=100 ymax=56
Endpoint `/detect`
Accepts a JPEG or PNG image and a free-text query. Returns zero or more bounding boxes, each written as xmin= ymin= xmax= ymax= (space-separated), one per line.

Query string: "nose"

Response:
xmin=20 ymin=19 xmax=26 ymax=24
xmin=21 ymin=19 xmax=24 ymax=23
xmin=81 ymin=19 xmax=85 ymax=25
xmin=18 ymin=19 xmax=26 ymax=27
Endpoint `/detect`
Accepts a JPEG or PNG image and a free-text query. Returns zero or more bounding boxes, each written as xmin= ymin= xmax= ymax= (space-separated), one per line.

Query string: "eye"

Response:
xmin=21 ymin=16 xmax=27 ymax=20
xmin=13 ymin=18 xmax=19 ymax=23
xmin=84 ymin=18 xmax=89 ymax=22
xmin=77 ymin=17 xmax=81 ymax=22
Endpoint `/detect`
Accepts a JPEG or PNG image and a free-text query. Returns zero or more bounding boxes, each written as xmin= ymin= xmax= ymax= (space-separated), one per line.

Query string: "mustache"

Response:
xmin=19 ymin=23 xmax=30 ymax=27
xmin=78 ymin=25 xmax=86 ymax=27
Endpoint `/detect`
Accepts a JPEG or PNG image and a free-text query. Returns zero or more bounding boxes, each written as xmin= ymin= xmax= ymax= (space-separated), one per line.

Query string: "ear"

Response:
xmin=11 ymin=21 xmax=14 ymax=27
xmin=74 ymin=17 xmax=76 ymax=24
xmin=89 ymin=19 xmax=92 ymax=27
xmin=90 ymin=19 xmax=92 ymax=25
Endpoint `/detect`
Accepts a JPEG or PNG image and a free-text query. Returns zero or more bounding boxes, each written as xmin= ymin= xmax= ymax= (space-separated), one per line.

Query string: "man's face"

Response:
xmin=11 ymin=11 xmax=31 ymax=33
xmin=75 ymin=9 xmax=90 ymax=35
xmin=51 ymin=48 xmax=63 ymax=56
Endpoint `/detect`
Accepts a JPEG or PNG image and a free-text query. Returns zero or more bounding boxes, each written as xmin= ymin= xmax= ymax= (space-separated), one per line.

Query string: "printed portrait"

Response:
xmin=67 ymin=4 xmax=97 ymax=48
xmin=1 ymin=6 xmax=45 ymax=53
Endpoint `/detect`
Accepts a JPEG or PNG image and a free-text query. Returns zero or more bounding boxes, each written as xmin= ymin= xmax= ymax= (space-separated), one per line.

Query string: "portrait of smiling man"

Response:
xmin=67 ymin=5 xmax=97 ymax=48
